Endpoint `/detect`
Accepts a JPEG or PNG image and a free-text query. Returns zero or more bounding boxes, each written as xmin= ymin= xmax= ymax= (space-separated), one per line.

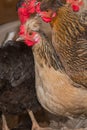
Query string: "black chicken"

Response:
xmin=0 ymin=40 xmax=41 ymax=114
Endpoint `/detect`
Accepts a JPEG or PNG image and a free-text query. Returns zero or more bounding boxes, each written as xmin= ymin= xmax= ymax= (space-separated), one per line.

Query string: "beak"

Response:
xmin=16 ymin=36 xmax=24 ymax=42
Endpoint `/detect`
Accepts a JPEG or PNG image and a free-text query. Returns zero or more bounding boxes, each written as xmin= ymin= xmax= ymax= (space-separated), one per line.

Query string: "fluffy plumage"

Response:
xmin=40 ymin=0 xmax=87 ymax=88
xmin=0 ymin=40 xmax=41 ymax=114
xmin=20 ymin=17 xmax=87 ymax=118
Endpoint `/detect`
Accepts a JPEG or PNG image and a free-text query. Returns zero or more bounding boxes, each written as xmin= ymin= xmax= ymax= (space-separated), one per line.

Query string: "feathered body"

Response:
xmin=50 ymin=5 xmax=87 ymax=87
xmin=33 ymin=33 xmax=87 ymax=117
xmin=40 ymin=1 xmax=87 ymax=88
xmin=23 ymin=18 xmax=87 ymax=118
xmin=0 ymin=41 xmax=41 ymax=114
xmin=78 ymin=0 xmax=87 ymax=24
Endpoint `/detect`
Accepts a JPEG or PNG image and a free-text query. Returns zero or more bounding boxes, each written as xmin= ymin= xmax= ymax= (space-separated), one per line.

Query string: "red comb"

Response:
xmin=18 ymin=7 xmax=30 ymax=24
xmin=18 ymin=0 xmax=37 ymax=24
xmin=27 ymin=0 xmax=36 ymax=14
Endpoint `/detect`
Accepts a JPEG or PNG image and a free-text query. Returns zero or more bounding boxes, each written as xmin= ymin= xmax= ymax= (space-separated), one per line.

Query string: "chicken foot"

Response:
xmin=27 ymin=109 xmax=53 ymax=130
xmin=27 ymin=109 xmax=87 ymax=130
xmin=2 ymin=114 xmax=10 ymax=130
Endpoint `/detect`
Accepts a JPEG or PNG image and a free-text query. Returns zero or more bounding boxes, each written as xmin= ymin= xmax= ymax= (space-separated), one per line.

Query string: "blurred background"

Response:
xmin=0 ymin=0 xmax=18 ymax=24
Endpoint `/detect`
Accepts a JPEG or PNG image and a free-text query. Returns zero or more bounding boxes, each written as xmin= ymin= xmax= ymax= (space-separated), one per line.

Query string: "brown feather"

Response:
xmin=49 ymin=5 xmax=87 ymax=87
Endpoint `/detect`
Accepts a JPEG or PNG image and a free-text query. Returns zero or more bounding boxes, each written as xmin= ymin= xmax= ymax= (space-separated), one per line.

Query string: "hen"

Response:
xmin=19 ymin=16 xmax=87 ymax=120
xmin=39 ymin=0 xmax=87 ymax=88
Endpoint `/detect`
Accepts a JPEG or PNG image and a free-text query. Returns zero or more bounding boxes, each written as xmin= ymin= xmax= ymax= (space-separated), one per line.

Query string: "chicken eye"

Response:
xmin=29 ymin=32 xmax=33 ymax=35
xmin=46 ymin=9 xmax=49 ymax=12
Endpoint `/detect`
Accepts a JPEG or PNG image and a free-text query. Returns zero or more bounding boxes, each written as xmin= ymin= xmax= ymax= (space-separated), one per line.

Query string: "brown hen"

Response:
xmin=40 ymin=0 xmax=87 ymax=88
xmin=19 ymin=16 xmax=87 ymax=119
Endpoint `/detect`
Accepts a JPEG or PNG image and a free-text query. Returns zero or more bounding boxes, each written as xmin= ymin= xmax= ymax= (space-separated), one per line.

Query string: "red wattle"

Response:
xmin=41 ymin=16 xmax=52 ymax=22
xmin=25 ymin=39 xmax=35 ymax=46
xmin=72 ymin=4 xmax=80 ymax=12
xmin=40 ymin=12 xmax=56 ymax=23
